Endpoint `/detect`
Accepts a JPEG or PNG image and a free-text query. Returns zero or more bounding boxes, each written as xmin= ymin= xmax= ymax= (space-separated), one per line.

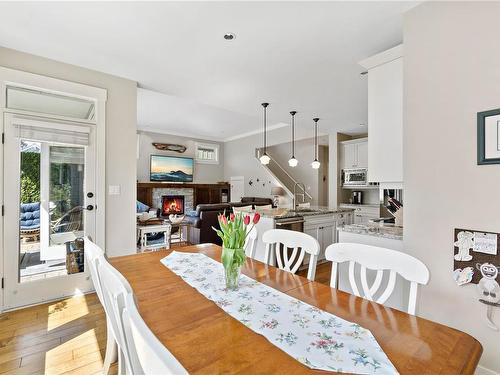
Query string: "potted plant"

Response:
xmin=213 ymin=211 xmax=260 ymax=290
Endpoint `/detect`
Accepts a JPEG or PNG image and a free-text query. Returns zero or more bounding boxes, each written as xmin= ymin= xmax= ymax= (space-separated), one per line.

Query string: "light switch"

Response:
xmin=108 ymin=185 xmax=121 ymax=195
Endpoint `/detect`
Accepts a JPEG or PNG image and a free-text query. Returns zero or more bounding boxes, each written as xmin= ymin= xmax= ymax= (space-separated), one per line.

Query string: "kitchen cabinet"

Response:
xmin=336 ymin=211 xmax=353 ymax=226
xmin=339 ymin=204 xmax=379 ymax=225
xmin=303 ymin=212 xmax=353 ymax=263
xmin=340 ymin=138 xmax=368 ymax=170
xmin=356 ymin=141 xmax=368 ymax=168
xmin=359 ymin=45 xmax=403 ymax=183
xmin=303 ymin=214 xmax=337 ymax=262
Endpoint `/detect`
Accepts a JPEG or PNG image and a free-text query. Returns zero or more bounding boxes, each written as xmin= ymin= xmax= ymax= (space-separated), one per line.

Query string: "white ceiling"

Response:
xmin=0 ymin=1 xmax=416 ymax=140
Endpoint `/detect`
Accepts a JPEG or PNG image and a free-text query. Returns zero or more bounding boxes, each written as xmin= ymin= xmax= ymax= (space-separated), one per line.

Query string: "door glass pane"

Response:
xmin=49 ymin=145 xmax=85 ymax=244
xmin=19 ymin=141 xmax=42 ymax=282
xmin=19 ymin=141 xmax=86 ymax=283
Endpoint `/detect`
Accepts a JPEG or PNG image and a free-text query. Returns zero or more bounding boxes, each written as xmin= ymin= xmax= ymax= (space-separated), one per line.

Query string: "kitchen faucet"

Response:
xmin=293 ymin=182 xmax=306 ymax=209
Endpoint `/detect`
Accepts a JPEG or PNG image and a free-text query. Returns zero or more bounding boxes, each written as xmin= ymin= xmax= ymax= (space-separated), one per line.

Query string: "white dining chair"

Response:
xmin=325 ymin=243 xmax=430 ymax=315
xmin=244 ymin=225 xmax=258 ymax=258
xmin=97 ymin=255 xmax=137 ymax=375
xmin=84 ymin=238 xmax=120 ymax=375
xmin=262 ymin=229 xmax=320 ymax=281
xmin=122 ymin=293 xmax=188 ymax=375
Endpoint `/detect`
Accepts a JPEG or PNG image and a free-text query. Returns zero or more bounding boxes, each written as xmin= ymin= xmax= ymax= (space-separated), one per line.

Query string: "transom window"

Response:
xmin=6 ymin=86 xmax=95 ymax=121
xmin=195 ymin=142 xmax=219 ymax=164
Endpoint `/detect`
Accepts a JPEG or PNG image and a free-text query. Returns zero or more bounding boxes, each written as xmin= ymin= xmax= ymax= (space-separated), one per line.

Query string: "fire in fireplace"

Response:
xmin=162 ymin=195 xmax=185 ymax=216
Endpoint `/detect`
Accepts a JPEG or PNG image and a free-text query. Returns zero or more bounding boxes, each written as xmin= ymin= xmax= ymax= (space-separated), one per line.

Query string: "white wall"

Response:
xmin=224 ymin=126 xmax=330 ymax=205
xmin=0 ymin=46 xmax=137 ymax=257
xmin=266 ymin=138 xmax=328 ymax=206
xmin=404 ymin=3 xmax=500 ymax=373
xmin=137 ymin=130 xmax=224 ymax=183
xmin=224 ymin=129 xmax=285 ymax=201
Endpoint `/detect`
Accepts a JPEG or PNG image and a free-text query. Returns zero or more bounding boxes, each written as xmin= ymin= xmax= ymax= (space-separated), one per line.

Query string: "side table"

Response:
xmin=168 ymin=221 xmax=192 ymax=246
xmin=137 ymin=223 xmax=172 ymax=252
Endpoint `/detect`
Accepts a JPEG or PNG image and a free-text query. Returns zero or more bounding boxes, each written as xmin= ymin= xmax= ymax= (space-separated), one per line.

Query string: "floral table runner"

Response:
xmin=161 ymin=251 xmax=398 ymax=374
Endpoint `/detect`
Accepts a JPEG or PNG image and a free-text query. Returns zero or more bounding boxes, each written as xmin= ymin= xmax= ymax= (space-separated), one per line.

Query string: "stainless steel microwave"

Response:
xmin=342 ymin=168 xmax=368 ymax=186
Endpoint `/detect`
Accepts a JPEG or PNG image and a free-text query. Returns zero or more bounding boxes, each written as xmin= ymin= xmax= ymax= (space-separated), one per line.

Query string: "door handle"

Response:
xmin=86 ymin=205 xmax=94 ymax=211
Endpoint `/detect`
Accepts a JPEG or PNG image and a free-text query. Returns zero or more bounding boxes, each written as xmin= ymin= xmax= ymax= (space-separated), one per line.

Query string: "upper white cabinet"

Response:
xmin=356 ymin=140 xmax=368 ymax=168
xmin=340 ymin=138 xmax=368 ymax=170
xmin=359 ymin=45 xmax=403 ymax=184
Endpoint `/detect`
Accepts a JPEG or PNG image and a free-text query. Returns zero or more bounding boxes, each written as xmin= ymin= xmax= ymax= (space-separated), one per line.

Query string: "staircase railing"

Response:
xmin=255 ymin=148 xmax=313 ymax=202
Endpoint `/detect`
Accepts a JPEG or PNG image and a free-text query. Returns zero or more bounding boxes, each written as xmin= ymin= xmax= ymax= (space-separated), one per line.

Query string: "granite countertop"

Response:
xmin=256 ymin=206 xmax=355 ymax=219
xmin=338 ymin=223 xmax=403 ymax=240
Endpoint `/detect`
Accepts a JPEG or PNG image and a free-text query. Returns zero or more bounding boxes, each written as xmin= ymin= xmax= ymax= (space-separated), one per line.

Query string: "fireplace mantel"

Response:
xmin=137 ymin=182 xmax=228 ymax=189
xmin=137 ymin=182 xmax=230 ymax=208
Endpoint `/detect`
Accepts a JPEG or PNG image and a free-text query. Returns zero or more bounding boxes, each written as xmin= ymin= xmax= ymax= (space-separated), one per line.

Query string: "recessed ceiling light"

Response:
xmin=224 ymin=33 xmax=236 ymax=41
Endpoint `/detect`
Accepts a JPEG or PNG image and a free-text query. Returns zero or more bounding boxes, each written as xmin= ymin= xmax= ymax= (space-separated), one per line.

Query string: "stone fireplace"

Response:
xmin=162 ymin=195 xmax=185 ymax=215
xmin=151 ymin=187 xmax=194 ymax=215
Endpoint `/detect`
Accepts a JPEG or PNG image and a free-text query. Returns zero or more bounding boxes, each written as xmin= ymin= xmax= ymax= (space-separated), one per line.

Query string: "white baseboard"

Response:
xmin=476 ymin=365 xmax=500 ymax=375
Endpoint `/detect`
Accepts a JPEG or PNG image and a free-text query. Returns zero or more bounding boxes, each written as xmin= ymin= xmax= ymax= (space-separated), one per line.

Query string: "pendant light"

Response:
xmin=259 ymin=103 xmax=271 ymax=165
xmin=311 ymin=117 xmax=321 ymax=169
xmin=288 ymin=111 xmax=298 ymax=167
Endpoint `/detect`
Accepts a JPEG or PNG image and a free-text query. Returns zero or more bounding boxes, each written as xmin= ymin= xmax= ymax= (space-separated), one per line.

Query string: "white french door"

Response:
xmin=3 ymin=113 xmax=96 ymax=309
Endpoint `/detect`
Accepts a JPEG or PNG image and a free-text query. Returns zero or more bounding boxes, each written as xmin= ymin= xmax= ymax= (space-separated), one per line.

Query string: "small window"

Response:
xmin=195 ymin=142 xmax=219 ymax=164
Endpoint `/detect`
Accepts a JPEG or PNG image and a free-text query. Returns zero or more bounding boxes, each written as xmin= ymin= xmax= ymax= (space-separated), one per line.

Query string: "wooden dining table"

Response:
xmin=110 ymin=244 xmax=482 ymax=374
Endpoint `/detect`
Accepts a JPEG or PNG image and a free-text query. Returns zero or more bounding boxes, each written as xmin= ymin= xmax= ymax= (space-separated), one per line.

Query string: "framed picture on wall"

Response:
xmin=478 ymin=108 xmax=500 ymax=165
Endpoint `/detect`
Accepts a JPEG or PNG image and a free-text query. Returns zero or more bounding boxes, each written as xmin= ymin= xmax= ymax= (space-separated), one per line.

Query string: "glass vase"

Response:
xmin=224 ymin=263 xmax=241 ymax=290
xmin=222 ymin=247 xmax=242 ymax=290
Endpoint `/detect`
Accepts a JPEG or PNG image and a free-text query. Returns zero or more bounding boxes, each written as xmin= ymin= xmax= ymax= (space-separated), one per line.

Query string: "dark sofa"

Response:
xmin=187 ymin=197 xmax=273 ymax=245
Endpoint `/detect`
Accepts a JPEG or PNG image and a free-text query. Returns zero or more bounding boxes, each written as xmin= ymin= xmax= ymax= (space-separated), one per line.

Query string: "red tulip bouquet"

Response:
xmin=213 ymin=211 xmax=261 ymax=289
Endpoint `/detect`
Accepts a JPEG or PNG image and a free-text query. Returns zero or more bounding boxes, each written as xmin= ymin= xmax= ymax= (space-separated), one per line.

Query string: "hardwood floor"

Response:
xmin=0 ymin=254 xmax=332 ymax=375
xmin=0 ymin=293 xmax=117 ymax=375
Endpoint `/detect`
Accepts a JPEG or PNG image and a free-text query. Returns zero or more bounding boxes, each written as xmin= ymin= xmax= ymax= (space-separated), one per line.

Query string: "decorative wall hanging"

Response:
xmin=453 ymin=228 xmax=499 ymax=284
xmin=453 ymin=228 xmax=500 ymax=330
xmin=152 ymin=143 xmax=187 ymax=153
xmin=477 ymin=108 xmax=500 ymax=164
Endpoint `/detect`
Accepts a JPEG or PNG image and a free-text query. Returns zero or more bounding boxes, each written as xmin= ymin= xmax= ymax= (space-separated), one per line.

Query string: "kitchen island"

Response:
xmin=250 ymin=206 xmax=354 ymax=264
xmin=337 ymin=222 xmax=403 ymax=249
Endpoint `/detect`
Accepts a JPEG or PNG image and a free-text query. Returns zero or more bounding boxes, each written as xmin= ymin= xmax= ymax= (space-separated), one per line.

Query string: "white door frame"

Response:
xmin=3 ymin=113 xmax=96 ymax=309
xmin=0 ymin=66 xmax=107 ymax=312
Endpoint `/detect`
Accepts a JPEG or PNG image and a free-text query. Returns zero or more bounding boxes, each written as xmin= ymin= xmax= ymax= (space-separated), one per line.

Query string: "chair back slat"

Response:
xmin=408 ymin=282 xmax=419 ymax=315
xmin=360 ymin=266 xmax=370 ymax=299
xmin=326 ymin=243 xmax=429 ymax=315
xmin=262 ymin=229 xmax=320 ymax=281
xmin=288 ymin=247 xmax=305 ymax=274
xmin=376 ymin=270 xmax=397 ymax=305
xmin=276 ymin=243 xmax=284 ymax=270
xmin=348 ymin=261 xmax=360 ymax=296
xmin=244 ymin=226 xmax=258 ymax=258
xmin=360 ymin=267 xmax=384 ymax=300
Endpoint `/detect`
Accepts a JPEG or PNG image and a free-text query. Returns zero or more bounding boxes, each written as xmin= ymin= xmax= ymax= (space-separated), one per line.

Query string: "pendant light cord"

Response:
xmin=313 ymin=118 xmax=319 ymax=160
xmin=290 ymin=111 xmax=296 ymax=158
xmin=262 ymin=103 xmax=269 ymax=154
